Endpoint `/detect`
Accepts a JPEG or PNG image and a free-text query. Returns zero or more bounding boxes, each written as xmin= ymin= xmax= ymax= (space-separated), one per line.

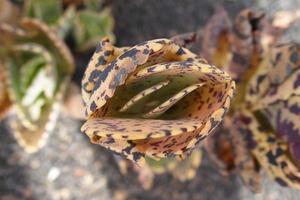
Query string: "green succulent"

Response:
xmin=23 ymin=0 xmax=114 ymax=51
xmin=0 ymin=18 xmax=74 ymax=152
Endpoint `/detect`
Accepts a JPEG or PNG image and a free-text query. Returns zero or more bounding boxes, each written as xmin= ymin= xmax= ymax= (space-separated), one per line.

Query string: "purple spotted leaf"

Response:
xmin=81 ymin=37 xmax=235 ymax=165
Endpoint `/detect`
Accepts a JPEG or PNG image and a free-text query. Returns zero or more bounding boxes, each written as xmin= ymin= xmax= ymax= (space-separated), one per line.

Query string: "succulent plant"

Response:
xmin=80 ymin=37 xmax=235 ymax=166
xmin=0 ymin=18 xmax=74 ymax=152
xmin=72 ymin=7 xmax=114 ymax=51
xmin=23 ymin=0 xmax=114 ymax=51
xmin=196 ymin=8 xmax=300 ymax=191
xmin=24 ymin=0 xmax=63 ymax=25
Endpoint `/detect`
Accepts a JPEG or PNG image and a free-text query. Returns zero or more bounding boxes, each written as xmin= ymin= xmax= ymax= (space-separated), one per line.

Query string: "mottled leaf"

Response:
xmin=81 ymin=38 xmax=235 ymax=165
xmin=199 ymin=8 xmax=300 ymax=191
xmin=234 ymin=110 xmax=300 ymax=189
xmin=264 ymin=95 xmax=300 ymax=163
xmin=246 ymin=43 xmax=300 ymax=109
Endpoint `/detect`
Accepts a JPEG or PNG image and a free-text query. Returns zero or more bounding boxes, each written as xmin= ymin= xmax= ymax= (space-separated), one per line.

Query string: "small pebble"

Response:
xmin=47 ymin=167 xmax=61 ymax=182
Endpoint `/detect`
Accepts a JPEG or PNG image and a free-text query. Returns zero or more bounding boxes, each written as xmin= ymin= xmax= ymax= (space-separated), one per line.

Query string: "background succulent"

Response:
xmin=0 ymin=18 xmax=74 ymax=152
xmin=196 ymin=8 xmax=300 ymax=191
xmin=24 ymin=0 xmax=114 ymax=51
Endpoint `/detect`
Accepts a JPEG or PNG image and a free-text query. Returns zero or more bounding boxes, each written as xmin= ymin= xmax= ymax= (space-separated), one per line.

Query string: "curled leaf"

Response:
xmin=201 ymin=6 xmax=231 ymax=68
xmin=204 ymin=123 xmax=236 ymax=174
xmin=264 ymin=95 xmax=300 ymax=163
xmin=198 ymin=7 xmax=300 ymax=191
xmin=205 ymin=119 xmax=261 ymax=192
xmin=81 ymin=38 xmax=235 ymax=165
xmin=234 ymin=110 xmax=300 ymax=189
xmin=246 ymin=43 xmax=300 ymax=109
xmin=171 ymin=32 xmax=199 ymax=51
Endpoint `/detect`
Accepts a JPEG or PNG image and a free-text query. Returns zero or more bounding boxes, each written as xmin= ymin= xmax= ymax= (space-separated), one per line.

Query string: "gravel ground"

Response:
xmin=1 ymin=0 xmax=300 ymax=200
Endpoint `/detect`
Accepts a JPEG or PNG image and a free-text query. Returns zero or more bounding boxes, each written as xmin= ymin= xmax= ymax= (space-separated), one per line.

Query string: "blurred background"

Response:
xmin=1 ymin=0 xmax=300 ymax=199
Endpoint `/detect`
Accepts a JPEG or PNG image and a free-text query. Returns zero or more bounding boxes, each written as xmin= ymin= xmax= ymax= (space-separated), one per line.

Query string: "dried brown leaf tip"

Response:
xmin=199 ymin=8 xmax=300 ymax=191
xmin=81 ymin=38 xmax=235 ymax=165
xmin=0 ymin=63 xmax=11 ymax=119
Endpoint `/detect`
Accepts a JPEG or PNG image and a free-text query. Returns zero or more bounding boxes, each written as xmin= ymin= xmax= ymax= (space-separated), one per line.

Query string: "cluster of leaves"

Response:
xmin=198 ymin=8 xmax=300 ymax=191
xmin=0 ymin=0 xmax=114 ymax=152
xmin=114 ymin=8 xmax=300 ymax=190
xmin=0 ymin=18 xmax=74 ymax=152
xmin=24 ymin=0 xmax=114 ymax=51
xmin=1 ymin=0 xmax=299 ymax=193
xmin=81 ymin=37 xmax=235 ymax=165
xmin=80 ymin=32 xmax=235 ymax=195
